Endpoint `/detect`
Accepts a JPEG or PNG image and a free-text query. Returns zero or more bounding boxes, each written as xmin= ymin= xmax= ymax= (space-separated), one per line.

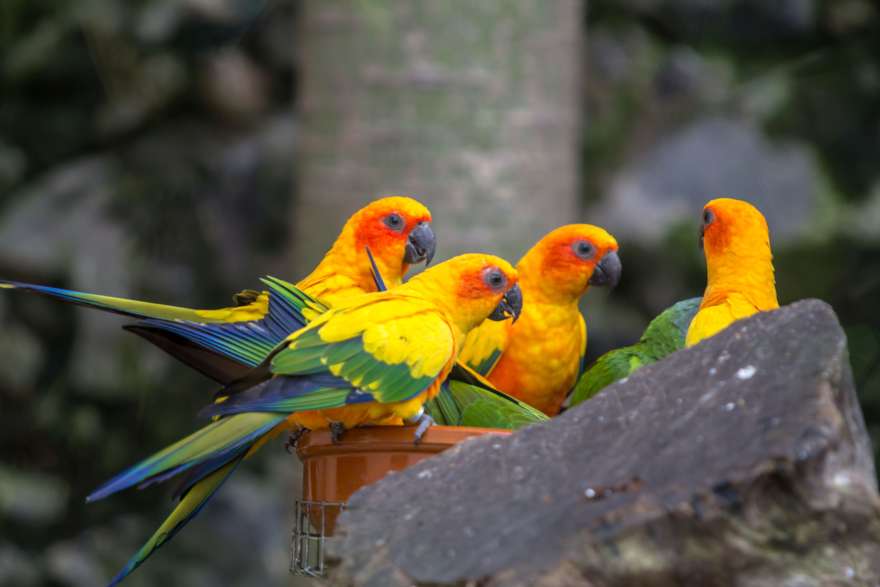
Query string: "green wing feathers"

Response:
xmin=269 ymin=298 xmax=451 ymax=406
xmin=570 ymin=297 xmax=701 ymax=407
xmin=427 ymin=380 xmax=548 ymax=429
xmin=639 ymin=297 xmax=702 ymax=357
xmin=570 ymin=350 xmax=644 ymax=406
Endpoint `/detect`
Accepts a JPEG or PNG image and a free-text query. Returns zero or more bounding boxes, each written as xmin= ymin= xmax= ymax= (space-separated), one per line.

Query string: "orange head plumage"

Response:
xmin=699 ymin=197 xmax=777 ymax=309
xmin=401 ymin=253 xmax=521 ymax=335
xmin=348 ymin=196 xmax=435 ymax=279
xmin=516 ymin=224 xmax=621 ymax=303
xmin=456 ymin=225 xmax=620 ymax=416
xmin=305 ymin=196 xmax=435 ymax=301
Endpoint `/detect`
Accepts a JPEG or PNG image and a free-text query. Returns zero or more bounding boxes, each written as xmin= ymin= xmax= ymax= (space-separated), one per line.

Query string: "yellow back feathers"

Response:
xmin=460 ymin=225 xmax=621 ymax=416
xmin=686 ymin=197 xmax=779 ymax=347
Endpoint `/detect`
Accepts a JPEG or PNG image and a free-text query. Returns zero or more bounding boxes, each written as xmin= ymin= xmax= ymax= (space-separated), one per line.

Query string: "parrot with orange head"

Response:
xmin=0 ymin=196 xmax=437 ymax=382
xmin=456 ymin=224 xmax=622 ymax=416
xmin=90 ymin=254 xmax=523 ymax=585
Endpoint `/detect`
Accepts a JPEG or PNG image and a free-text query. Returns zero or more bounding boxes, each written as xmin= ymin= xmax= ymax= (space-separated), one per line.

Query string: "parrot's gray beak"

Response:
xmin=589 ymin=250 xmax=622 ymax=288
xmin=404 ymin=221 xmax=436 ymax=266
xmin=489 ymin=283 xmax=523 ymax=323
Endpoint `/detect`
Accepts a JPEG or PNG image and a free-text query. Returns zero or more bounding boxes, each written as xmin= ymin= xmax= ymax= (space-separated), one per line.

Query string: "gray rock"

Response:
xmin=330 ymin=300 xmax=880 ymax=586
xmin=591 ymin=117 xmax=821 ymax=245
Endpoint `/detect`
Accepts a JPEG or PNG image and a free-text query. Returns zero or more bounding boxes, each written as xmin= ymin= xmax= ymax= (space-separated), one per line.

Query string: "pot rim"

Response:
xmin=296 ymin=425 xmax=512 ymax=459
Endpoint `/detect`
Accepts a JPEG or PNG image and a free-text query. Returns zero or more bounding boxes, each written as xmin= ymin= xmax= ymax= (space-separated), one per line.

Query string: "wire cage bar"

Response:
xmin=290 ymin=499 xmax=346 ymax=577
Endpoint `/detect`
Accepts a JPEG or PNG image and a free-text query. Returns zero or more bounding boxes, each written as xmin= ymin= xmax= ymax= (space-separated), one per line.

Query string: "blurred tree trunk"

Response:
xmin=293 ymin=0 xmax=583 ymax=268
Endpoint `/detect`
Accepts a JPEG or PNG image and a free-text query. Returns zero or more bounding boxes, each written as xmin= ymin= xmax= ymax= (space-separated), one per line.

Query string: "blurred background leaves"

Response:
xmin=0 ymin=0 xmax=878 ymax=585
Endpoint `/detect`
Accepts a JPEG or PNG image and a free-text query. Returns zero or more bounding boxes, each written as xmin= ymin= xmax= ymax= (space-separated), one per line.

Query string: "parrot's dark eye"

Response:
xmin=483 ymin=267 xmax=507 ymax=291
xmin=573 ymin=240 xmax=595 ymax=260
xmin=703 ymin=209 xmax=715 ymax=225
xmin=383 ymin=213 xmax=405 ymax=232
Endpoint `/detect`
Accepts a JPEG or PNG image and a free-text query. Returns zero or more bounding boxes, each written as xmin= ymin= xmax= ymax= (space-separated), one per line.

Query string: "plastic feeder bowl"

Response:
xmin=291 ymin=425 xmax=511 ymax=576
xmin=295 ymin=425 xmax=511 ymax=534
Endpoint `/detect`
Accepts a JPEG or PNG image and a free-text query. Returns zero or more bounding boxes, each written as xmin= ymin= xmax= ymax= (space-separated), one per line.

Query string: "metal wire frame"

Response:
xmin=290 ymin=499 xmax=346 ymax=577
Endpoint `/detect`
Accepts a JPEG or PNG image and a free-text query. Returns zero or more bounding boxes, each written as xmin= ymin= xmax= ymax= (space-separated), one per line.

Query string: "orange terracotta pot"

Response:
xmin=295 ymin=425 xmax=511 ymax=533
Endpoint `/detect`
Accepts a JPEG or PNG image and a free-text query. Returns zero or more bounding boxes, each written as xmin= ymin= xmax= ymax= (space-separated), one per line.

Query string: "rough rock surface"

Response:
xmin=329 ymin=300 xmax=880 ymax=586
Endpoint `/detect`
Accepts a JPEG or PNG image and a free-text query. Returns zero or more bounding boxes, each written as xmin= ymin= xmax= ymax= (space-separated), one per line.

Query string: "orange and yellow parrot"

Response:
xmin=685 ymin=197 xmax=778 ymax=347
xmin=1 ymin=196 xmax=435 ymax=586
xmin=458 ymin=225 xmax=621 ymax=416
xmin=89 ymin=254 xmax=522 ymax=585
xmin=0 ymin=196 xmax=436 ymax=383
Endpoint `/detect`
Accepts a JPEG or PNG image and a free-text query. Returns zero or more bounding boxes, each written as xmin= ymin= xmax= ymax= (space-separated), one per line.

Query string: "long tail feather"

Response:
xmin=0 ymin=280 xmax=218 ymax=322
xmin=124 ymin=325 xmax=254 ymax=384
xmin=107 ymin=458 xmax=241 ymax=587
xmin=0 ymin=279 xmax=271 ymax=383
xmin=87 ymin=413 xmax=285 ymax=502
xmin=126 ymin=277 xmax=323 ymax=383
xmin=203 ymin=375 xmax=355 ymax=419
xmin=1 ymin=277 xmax=326 ymax=385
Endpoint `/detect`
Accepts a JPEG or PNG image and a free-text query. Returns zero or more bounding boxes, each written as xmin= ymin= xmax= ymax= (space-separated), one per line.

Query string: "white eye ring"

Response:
xmin=573 ymin=240 xmax=595 ymax=260
xmin=483 ymin=267 xmax=507 ymax=291
xmin=383 ymin=213 xmax=404 ymax=231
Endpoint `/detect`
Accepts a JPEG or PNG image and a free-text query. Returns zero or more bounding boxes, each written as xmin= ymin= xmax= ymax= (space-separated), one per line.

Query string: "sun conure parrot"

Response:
xmin=458 ymin=225 xmax=622 ymax=416
xmin=686 ymin=197 xmax=779 ymax=347
xmin=1 ymin=197 xmax=435 ymax=587
xmin=361 ymin=250 xmax=547 ymax=430
xmin=0 ymin=196 xmax=436 ymax=384
xmin=568 ymin=297 xmax=701 ymax=406
xmin=89 ymin=253 xmax=522 ymax=586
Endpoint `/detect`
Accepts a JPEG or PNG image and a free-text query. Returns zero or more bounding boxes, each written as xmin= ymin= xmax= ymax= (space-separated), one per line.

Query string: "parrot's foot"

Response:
xmin=284 ymin=428 xmax=306 ymax=454
xmin=329 ymin=422 xmax=346 ymax=444
xmin=405 ymin=409 xmax=435 ymax=445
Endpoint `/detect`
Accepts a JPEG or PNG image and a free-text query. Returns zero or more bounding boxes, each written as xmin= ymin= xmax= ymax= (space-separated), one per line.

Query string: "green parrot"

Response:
xmin=569 ymin=297 xmax=701 ymax=406
xmin=426 ymin=363 xmax=548 ymax=429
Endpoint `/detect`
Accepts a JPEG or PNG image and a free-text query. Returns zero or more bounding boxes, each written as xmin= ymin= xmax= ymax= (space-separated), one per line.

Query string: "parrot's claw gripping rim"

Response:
xmin=290 ymin=499 xmax=346 ymax=577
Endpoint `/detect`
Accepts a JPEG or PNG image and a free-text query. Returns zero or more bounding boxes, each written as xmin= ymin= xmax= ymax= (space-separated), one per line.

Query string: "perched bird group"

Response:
xmin=0 ymin=195 xmax=779 ymax=585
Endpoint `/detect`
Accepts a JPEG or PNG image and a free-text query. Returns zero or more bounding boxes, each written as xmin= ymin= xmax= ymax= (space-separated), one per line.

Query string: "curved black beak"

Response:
xmin=589 ymin=250 xmax=622 ymax=288
xmin=488 ymin=283 xmax=523 ymax=323
xmin=404 ymin=221 xmax=436 ymax=266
